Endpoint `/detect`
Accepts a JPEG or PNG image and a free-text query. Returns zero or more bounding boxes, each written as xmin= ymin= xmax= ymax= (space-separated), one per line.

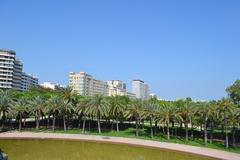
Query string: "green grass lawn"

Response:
xmin=20 ymin=127 xmax=240 ymax=154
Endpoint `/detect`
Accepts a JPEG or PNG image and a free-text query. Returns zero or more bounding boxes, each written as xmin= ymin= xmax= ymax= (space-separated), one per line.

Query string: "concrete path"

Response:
xmin=0 ymin=131 xmax=240 ymax=160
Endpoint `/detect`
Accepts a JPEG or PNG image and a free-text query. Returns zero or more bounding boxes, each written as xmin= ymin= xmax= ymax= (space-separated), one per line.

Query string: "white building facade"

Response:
xmin=0 ymin=49 xmax=39 ymax=91
xmin=69 ymin=72 xmax=108 ymax=96
xmin=132 ymin=79 xmax=149 ymax=100
xmin=107 ymin=80 xmax=126 ymax=96
xmin=41 ymin=82 xmax=63 ymax=90
xmin=0 ymin=50 xmax=24 ymax=90
xmin=0 ymin=50 xmax=16 ymax=89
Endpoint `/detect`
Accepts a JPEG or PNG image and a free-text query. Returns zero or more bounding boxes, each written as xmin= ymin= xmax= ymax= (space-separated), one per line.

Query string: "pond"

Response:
xmin=0 ymin=139 xmax=216 ymax=160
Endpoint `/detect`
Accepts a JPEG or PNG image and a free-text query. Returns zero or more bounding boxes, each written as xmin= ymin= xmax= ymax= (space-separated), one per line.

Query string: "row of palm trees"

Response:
xmin=0 ymin=89 xmax=239 ymax=149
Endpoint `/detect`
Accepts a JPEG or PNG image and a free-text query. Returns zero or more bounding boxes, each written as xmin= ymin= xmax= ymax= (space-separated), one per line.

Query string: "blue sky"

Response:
xmin=0 ymin=0 xmax=240 ymax=100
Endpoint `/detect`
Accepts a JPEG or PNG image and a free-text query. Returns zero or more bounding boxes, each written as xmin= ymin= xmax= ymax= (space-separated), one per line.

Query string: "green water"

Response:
xmin=0 ymin=139 xmax=215 ymax=160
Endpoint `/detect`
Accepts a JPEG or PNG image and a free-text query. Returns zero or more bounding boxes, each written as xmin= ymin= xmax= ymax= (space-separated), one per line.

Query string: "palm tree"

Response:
xmin=229 ymin=105 xmax=240 ymax=147
xmin=46 ymin=95 xmax=61 ymax=131
xmin=126 ymin=99 xmax=143 ymax=137
xmin=30 ymin=96 xmax=45 ymax=130
xmin=157 ymin=105 xmax=171 ymax=140
xmin=59 ymin=98 xmax=73 ymax=132
xmin=197 ymin=102 xmax=212 ymax=146
xmin=14 ymin=97 xmax=29 ymax=131
xmin=86 ymin=94 xmax=109 ymax=134
xmin=0 ymin=90 xmax=13 ymax=129
xmin=189 ymin=104 xmax=198 ymax=140
xmin=62 ymin=86 xmax=75 ymax=103
xmin=217 ymin=98 xmax=234 ymax=149
xmin=180 ymin=99 xmax=192 ymax=141
xmin=76 ymin=97 xmax=90 ymax=134
xmin=142 ymin=100 xmax=157 ymax=138
xmin=206 ymin=101 xmax=218 ymax=144
xmin=108 ymin=96 xmax=126 ymax=132
xmin=168 ymin=102 xmax=183 ymax=137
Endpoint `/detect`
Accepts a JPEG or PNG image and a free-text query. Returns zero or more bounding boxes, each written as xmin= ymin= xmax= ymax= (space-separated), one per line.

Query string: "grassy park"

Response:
xmin=1 ymin=80 xmax=240 ymax=154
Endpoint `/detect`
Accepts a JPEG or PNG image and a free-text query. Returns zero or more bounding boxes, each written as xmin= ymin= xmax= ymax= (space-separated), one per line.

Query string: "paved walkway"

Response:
xmin=0 ymin=131 xmax=240 ymax=160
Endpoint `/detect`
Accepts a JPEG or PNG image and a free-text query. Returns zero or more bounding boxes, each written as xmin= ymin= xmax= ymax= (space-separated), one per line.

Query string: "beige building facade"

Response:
xmin=69 ymin=72 xmax=108 ymax=96
xmin=107 ymin=80 xmax=126 ymax=96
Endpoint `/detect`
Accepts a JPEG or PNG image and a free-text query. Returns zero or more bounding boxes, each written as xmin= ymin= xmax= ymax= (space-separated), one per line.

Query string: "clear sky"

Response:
xmin=0 ymin=0 xmax=239 ymax=100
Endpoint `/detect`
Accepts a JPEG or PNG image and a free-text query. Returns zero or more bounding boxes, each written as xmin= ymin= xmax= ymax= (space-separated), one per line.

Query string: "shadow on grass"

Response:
xmin=0 ymin=127 xmax=11 ymax=133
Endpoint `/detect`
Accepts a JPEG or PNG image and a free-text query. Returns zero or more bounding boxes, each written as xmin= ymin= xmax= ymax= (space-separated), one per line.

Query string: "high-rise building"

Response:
xmin=0 ymin=49 xmax=38 ymax=91
xmin=107 ymin=80 xmax=126 ymax=96
xmin=21 ymin=73 xmax=38 ymax=91
xmin=132 ymin=79 xmax=149 ymax=100
xmin=69 ymin=72 xmax=108 ymax=96
xmin=0 ymin=50 xmax=23 ymax=90
xmin=12 ymin=59 xmax=23 ymax=90
xmin=0 ymin=50 xmax=15 ymax=89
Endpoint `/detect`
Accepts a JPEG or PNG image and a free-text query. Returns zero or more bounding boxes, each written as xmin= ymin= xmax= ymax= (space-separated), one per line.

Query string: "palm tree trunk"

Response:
xmin=162 ymin=124 xmax=165 ymax=135
xmin=52 ymin=116 xmax=56 ymax=131
xmin=47 ymin=114 xmax=50 ymax=129
xmin=116 ymin=116 xmax=119 ymax=132
xmin=225 ymin=129 xmax=229 ymax=149
xmin=111 ymin=119 xmax=114 ymax=131
xmin=19 ymin=114 xmax=22 ymax=131
xmin=232 ymin=125 xmax=236 ymax=147
xmin=150 ymin=116 xmax=153 ymax=138
xmin=175 ymin=123 xmax=178 ymax=137
xmin=221 ymin=124 xmax=224 ymax=139
xmin=78 ymin=116 xmax=81 ymax=129
xmin=224 ymin=112 xmax=229 ymax=149
xmin=36 ymin=114 xmax=39 ymax=130
xmin=97 ymin=113 xmax=101 ymax=134
xmin=66 ymin=116 xmax=69 ymax=130
xmin=210 ymin=121 xmax=213 ymax=144
xmin=23 ymin=118 xmax=26 ymax=126
xmin=82 ymin=116 xmax=86 ymax=134
xmin=1 ymin=111 xmax=6 ymax=128
xmin=44 ymin=116 xmax=47 ymax=129
xmin=171 ymin=121 xmax=174 ymax=136
xmin=136 ymin=118 xmax=139 ymax=137
xmin=167 ymin=121 xmax=170 ymax=140
xmin=63 ymin=115 xmax=67 ymax=132
xmin=88 ymin=119 xmax=91 ymax=132
xmin=142 ymin=120 xmax=145 ymax=129
xmin=154 ymin=121 xmax=157 ymax=135
xmin=191 ymin=123 xmax=194 ymax=140
xmin=185 ymin=119 xmax=188 ymax=141
xmin=204 ymin=117 xmax=208 ymax=146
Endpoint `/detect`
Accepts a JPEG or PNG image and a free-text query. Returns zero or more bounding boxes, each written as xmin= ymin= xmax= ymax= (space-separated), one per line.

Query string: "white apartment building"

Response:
xmin=0 ymin=50 xmax=23 ymax=90
xmin=0 ymin=49 xmax=39 ymax=91
xmin=132 ymin=79 xmax=149 ymax=100
xmin=107 ymin=80 xmax=126 ymax=96
xmin=41 ymin=82 xmax=63 ymax=90
xmin=21 ymin=73 xmax=38 ymax=91
xmin=69 ymin=72 xmax=108 ymax=96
